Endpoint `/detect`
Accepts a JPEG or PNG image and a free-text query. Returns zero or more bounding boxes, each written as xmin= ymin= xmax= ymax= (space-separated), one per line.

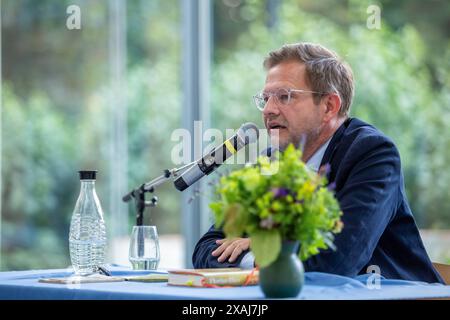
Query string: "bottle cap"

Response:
xmin=78 ymin=170 xmax=97 ymax=180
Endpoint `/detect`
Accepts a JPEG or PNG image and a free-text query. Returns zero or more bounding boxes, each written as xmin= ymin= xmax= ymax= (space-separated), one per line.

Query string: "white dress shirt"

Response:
xmin=238 ymin=138 xmax=332 ymax=269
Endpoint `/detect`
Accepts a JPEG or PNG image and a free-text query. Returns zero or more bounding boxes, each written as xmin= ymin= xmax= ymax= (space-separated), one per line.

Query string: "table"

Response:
xmin=1 ymin=265 xmax=450 ymax=300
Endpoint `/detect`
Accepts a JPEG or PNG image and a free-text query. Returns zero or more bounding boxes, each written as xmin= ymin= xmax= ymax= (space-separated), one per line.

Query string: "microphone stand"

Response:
xmin=122 ymin=161 xmax=196 ymax=259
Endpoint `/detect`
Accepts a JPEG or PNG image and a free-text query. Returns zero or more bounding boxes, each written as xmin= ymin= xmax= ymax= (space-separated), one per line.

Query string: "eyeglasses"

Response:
xmin=253 ymin=88 xmax=327 ymax=111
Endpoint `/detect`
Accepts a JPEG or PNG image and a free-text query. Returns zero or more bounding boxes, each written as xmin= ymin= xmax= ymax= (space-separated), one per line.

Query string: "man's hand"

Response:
xmin=211 ymin=238 xmax=251 ymax=263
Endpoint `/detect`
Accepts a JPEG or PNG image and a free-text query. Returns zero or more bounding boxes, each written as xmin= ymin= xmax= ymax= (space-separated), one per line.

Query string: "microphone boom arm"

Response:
xmin=143 ymin=161 xmax=196 ymax=192
xmin=122 ymin=161 xmax=197 ymax=226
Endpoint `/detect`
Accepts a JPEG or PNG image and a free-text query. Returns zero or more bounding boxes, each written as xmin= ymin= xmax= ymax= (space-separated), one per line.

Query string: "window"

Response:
xmin=0 ymin=0 xmax=184 ymax=271
xmin=2 ymin=0 xmax=449 ymax=271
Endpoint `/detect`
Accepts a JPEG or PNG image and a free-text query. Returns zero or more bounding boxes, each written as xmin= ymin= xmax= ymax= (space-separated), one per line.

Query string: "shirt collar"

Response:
xmin=306 ymin=138 xmax=332 ymax=173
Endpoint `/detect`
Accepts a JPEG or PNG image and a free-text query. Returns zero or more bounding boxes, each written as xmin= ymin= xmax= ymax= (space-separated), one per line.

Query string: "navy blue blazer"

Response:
xmin=192 ymin=118 xmax=444 ymax=284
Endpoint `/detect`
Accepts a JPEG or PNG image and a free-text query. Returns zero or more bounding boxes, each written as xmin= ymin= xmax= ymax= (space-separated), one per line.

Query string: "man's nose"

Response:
xmin=262 ymin=96 xmax=280 ymax=117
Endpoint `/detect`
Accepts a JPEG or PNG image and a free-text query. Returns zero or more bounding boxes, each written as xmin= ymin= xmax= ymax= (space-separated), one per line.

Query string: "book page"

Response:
xmin=39 ymin=274 xmax=124 ymax=284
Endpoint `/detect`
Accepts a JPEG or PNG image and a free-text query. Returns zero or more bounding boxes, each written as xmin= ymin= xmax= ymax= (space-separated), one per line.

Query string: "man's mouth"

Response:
xmin=268 ymin=122 xmax=287 ymax=130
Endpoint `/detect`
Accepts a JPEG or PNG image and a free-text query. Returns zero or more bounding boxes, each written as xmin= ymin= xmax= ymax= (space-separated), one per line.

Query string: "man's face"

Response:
xmin=262 ymin=61 xmax=324 ymax=151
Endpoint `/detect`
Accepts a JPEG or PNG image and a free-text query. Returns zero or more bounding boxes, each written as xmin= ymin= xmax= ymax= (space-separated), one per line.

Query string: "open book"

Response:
xmin=39 ymin=274 xmax=125 ymax=284
xmin=39 ymin=272 xmax=168 ymax=284
xmin=167 ymin=268 xmax=259 ymax=287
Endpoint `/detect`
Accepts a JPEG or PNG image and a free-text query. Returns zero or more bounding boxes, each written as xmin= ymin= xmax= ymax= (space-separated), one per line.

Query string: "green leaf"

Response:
xmin=223 ymin=203 xmax=246 ymax=238
xmin=209 ymin=202 xmax=224 ymax=227
xmin=251 ymin=230 xmax=281 ymax=268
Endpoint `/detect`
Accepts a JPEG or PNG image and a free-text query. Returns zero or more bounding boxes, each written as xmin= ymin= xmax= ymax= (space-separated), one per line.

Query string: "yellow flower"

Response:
xmin=243 ymin=170 xmax=261 ymax=192
xmin=297 ymin=181 xmax=316 ymax=199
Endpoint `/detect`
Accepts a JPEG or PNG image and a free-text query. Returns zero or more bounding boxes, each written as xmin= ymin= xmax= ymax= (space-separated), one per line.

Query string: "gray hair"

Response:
xmin=263 ymin=42 xmax=354 ymax=116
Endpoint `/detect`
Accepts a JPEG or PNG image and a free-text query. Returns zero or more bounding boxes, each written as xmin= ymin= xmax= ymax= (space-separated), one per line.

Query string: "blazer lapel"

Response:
xmin=320 ymin=117 xmax=353 ymax=182
xmin=321 ymin=118 xmax=352 ymax=166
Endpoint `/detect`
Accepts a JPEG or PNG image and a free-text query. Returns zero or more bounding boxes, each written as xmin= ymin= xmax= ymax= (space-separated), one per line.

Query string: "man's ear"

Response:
xmin=323 ymin=93 xmax=341 ymax=121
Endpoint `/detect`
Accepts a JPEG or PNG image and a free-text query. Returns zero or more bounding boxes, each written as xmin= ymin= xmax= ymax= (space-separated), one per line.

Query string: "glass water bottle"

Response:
xmin=69 ymin=170 xmax=107 ymax=276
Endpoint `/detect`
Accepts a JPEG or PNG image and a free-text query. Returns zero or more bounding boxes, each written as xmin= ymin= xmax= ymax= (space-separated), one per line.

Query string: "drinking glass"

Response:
xmin=129 ymin=226 xmax=160 ymax=270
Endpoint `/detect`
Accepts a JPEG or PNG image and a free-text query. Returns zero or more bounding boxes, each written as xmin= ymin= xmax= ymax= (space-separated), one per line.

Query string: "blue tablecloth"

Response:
xmin=1 ymin=265 xmax=449 ymax=300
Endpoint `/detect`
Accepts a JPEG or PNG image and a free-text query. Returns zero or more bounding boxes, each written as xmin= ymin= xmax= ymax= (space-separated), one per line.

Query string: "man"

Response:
xmin=192 ymin=42 xmax=443 ymax=283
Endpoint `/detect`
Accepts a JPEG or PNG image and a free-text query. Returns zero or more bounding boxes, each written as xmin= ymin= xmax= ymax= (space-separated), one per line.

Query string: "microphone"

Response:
xmin=173 ymin=122 xmax=259 ymax=191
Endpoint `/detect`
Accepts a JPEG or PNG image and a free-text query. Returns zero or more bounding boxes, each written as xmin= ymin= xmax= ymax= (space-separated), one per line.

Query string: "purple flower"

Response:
xmin=271 ymin=187 xmax=290 ymax=198
xmin=318 ymin=163 xmax=331 ymax=176
xmin=260 ymin=215 xmax=275 ymax=229
xmin=327 ymin=182 xmax=336 ymax=191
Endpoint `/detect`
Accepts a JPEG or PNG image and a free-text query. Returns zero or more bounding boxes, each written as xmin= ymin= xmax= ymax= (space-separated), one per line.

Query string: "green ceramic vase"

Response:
xmin=259 ymin=240 xmax=304 ymax=298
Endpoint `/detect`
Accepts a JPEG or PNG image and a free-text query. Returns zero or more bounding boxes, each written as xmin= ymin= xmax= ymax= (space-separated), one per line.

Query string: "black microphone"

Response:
xmin=173 ymin=122 xmax=259 ymax=191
